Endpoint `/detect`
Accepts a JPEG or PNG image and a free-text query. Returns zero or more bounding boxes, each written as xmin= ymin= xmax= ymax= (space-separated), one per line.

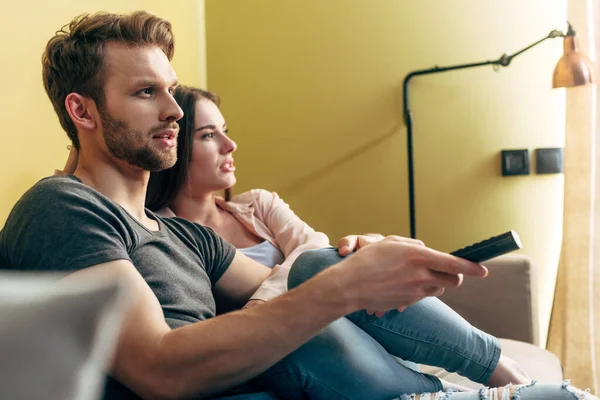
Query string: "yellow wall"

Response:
xmin=0 ymin=0 xmax=205 ymax=223
xmin=205 ymin=0 xmax=567 ymax=347
xmin=0 ymin=0 xmax=567 ymax=347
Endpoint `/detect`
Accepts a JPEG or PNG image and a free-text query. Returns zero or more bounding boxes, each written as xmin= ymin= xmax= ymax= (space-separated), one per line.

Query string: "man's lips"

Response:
xmin=152 ymin=128 xmax=178 ymax=140
xmin=152 ymin=128 xmax=178 ymax=147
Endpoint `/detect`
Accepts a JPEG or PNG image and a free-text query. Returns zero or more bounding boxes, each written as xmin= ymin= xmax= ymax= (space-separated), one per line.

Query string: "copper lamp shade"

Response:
xmin=553 ymin=34 xmax=595 ymax=88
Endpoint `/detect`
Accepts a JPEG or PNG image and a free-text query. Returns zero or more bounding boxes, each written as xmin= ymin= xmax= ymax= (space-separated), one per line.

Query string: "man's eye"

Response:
xmin=168 ymin=87 xmax=176 ymax=96
xmin=138 ymin=88 xmax=153 ymax=96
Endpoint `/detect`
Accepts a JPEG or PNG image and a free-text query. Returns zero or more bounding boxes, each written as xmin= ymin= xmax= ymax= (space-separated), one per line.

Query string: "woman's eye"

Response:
xmin=201 ymin=133 xmax=214 ymax=139
xmin=223 ymin=129 xmax=229 ymax=136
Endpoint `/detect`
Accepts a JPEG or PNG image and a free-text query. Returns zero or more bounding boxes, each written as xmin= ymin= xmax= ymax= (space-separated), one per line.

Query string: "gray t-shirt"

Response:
xmin=0 ymin=175 xmax=236 ymax=399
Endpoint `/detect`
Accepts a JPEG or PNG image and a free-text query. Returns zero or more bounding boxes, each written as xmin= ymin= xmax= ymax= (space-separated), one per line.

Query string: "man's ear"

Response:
xmin=65 ymin=93 xmax=98 ymax=131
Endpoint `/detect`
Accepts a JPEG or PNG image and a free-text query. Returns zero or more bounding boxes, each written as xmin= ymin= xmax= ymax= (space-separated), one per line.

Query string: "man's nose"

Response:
xmin=161 ymin=93 xmax=184 ymax=122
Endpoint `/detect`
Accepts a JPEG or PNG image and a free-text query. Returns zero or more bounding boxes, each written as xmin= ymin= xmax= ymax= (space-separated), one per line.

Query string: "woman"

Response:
xmin=144 ymin=86 xmax=536 ymax=399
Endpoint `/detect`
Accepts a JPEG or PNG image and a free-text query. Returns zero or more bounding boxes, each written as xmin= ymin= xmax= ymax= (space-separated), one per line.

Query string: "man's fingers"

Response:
xmin=428 ymin=269 xmax=463 ymax=289
xmin=409 ymin=245 xmax=488 ymax=277
xmin=423 ymin=286 xmax=446 ymax=297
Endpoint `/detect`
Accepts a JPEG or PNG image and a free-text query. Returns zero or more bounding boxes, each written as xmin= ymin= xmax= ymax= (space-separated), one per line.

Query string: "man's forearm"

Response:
xmin=154 ymin=265 xmax=350 ymax=399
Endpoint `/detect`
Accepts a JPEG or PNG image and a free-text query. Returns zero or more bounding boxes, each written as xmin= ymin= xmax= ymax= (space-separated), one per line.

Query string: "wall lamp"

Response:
xmin=403 ymin=22 xmax=595 ymax=239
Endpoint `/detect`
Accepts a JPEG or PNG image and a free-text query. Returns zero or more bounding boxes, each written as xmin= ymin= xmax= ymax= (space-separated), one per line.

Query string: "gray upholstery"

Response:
xmin=420 ymin=338 xmax=563 ymax=389
xmin=421 ymin=254 xmax=562 ymax=387
xmin=440 ymin=254 xmax=539 ymax=345
xmin=0 ymin=273 xmax=127 ymax=400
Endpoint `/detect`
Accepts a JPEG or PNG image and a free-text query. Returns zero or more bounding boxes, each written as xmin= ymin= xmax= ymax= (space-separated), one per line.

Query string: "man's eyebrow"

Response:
xmin=131 ymin=79 xmax=179 ymax=88
xmin=131 ymin=80 xmax=157 ymax=87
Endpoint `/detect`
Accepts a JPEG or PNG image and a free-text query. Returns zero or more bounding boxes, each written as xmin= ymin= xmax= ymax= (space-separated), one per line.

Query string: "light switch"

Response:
xmin=501 ymin=149 xmax=529 ymax=176
xmin=535 ymin=148 xmax=563 ymax=174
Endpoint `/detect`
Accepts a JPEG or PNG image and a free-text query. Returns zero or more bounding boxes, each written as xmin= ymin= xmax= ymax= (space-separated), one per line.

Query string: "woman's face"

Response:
xmin=185 ymin=98 xmax=237 ymax=193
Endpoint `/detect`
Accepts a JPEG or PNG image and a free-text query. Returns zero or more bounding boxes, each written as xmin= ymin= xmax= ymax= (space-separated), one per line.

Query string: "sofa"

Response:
xmin=0 ymin=255 xmax=561 ymax=399
xmin=420 ymin=254 xmax=563 ymax=388
xmin=0 ymin=272 xmax=128 ymax=400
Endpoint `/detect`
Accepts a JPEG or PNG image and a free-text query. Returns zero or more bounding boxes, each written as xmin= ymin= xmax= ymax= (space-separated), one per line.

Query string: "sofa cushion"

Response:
xmin=0 ymin=272 xmax=128 ymax=400
xmin=419 ymin=338 xmax=563 ymax=389
xmin=439 ymin=255 xmax=539 ymax=345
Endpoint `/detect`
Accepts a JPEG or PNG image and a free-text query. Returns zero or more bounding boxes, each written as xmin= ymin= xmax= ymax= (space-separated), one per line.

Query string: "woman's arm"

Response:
xmin=245 ymin=191 xmax=417 ymax=305
xmin=247 ymin=189 xmax=330 ymax=302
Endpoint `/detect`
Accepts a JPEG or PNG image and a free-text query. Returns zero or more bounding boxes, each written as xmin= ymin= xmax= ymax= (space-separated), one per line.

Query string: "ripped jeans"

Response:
xmin=397 ymin=381 xmax=595 ymax=400
xmin=217 ymin=248 xmax=597 ymax=400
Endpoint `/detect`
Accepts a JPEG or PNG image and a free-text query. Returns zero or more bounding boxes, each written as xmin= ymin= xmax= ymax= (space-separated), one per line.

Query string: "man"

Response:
xmin=1 ymin=10 xmax=579 ymax=400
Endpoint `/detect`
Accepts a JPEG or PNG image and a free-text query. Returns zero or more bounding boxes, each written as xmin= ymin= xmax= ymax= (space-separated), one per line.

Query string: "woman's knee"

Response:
xmin=287 ymin=247 xmax=347 ymax=289
xmin=265 ymin=318 xmax=441 ymax=399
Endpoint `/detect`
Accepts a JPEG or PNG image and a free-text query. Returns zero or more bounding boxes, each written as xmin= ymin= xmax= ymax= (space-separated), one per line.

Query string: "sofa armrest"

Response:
xmin=439 ymin=254 xmax=539 ymax=345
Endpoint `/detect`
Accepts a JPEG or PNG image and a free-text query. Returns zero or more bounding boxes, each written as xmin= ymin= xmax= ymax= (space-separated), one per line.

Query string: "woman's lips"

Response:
xmin=221 ymin=160 xmax=235 ymax=172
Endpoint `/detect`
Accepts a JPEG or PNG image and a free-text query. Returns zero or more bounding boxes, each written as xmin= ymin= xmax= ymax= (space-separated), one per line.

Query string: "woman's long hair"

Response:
xmin=146 ymin=86 xmax=231 ymax=211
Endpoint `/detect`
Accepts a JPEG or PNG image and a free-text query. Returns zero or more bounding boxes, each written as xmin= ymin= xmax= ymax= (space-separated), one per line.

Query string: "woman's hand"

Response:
xmin=337 ymin=234 xmax=424 ymax=256
xmin=62 ymin=145 xmax=79 ymax=175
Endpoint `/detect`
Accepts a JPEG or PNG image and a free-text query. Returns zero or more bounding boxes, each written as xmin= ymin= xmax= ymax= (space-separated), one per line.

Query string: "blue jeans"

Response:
xmin=216 ymin=383 xmax=596 ymax=400
xmin=216 ymin=248 xmax=596 ymax=400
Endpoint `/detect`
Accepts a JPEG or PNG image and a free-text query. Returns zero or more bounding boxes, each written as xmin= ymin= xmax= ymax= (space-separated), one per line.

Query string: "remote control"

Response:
xmin=450 ymin=230 xmax=522 ymax=263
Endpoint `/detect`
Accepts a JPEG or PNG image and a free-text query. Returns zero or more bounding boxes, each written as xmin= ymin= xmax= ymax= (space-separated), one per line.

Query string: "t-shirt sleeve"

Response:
xmin=0 ymin=177 xmax=133 ymax=273
xmin=174 ymin=220 xmax=236 ymax=285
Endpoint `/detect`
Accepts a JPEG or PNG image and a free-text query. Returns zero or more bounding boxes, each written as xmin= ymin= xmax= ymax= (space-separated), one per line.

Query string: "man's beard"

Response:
xmin=99 ymin=109 xmax=178 ymax=172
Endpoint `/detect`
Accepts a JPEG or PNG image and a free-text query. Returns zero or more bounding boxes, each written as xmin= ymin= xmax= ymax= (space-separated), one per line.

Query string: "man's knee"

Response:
xmin=287 ymin=247 xmax=348 ymax=289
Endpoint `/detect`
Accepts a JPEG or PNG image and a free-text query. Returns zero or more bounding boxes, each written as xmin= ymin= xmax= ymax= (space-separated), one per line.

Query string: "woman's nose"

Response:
xmin=222 ymin=136 xmax=237 ymax=154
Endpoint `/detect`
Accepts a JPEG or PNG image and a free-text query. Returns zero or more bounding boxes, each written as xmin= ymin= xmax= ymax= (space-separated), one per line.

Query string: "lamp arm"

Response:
xmin=403 ymin=29 xmax=563 ymax=121
xmin=501 ymin=31 xmax=563 ymax=66
xmin=401 ymin=27 xmax=566 ymax=239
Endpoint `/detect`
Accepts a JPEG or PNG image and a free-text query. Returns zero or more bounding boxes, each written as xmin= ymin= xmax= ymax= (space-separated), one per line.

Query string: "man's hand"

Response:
xmin=338 ymin=234 xmax=427 ymax=317
xmin=332 ymin=237 xmax=488 ymax=316
xmin=338 ymin=234 xmax=424 ymax=256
